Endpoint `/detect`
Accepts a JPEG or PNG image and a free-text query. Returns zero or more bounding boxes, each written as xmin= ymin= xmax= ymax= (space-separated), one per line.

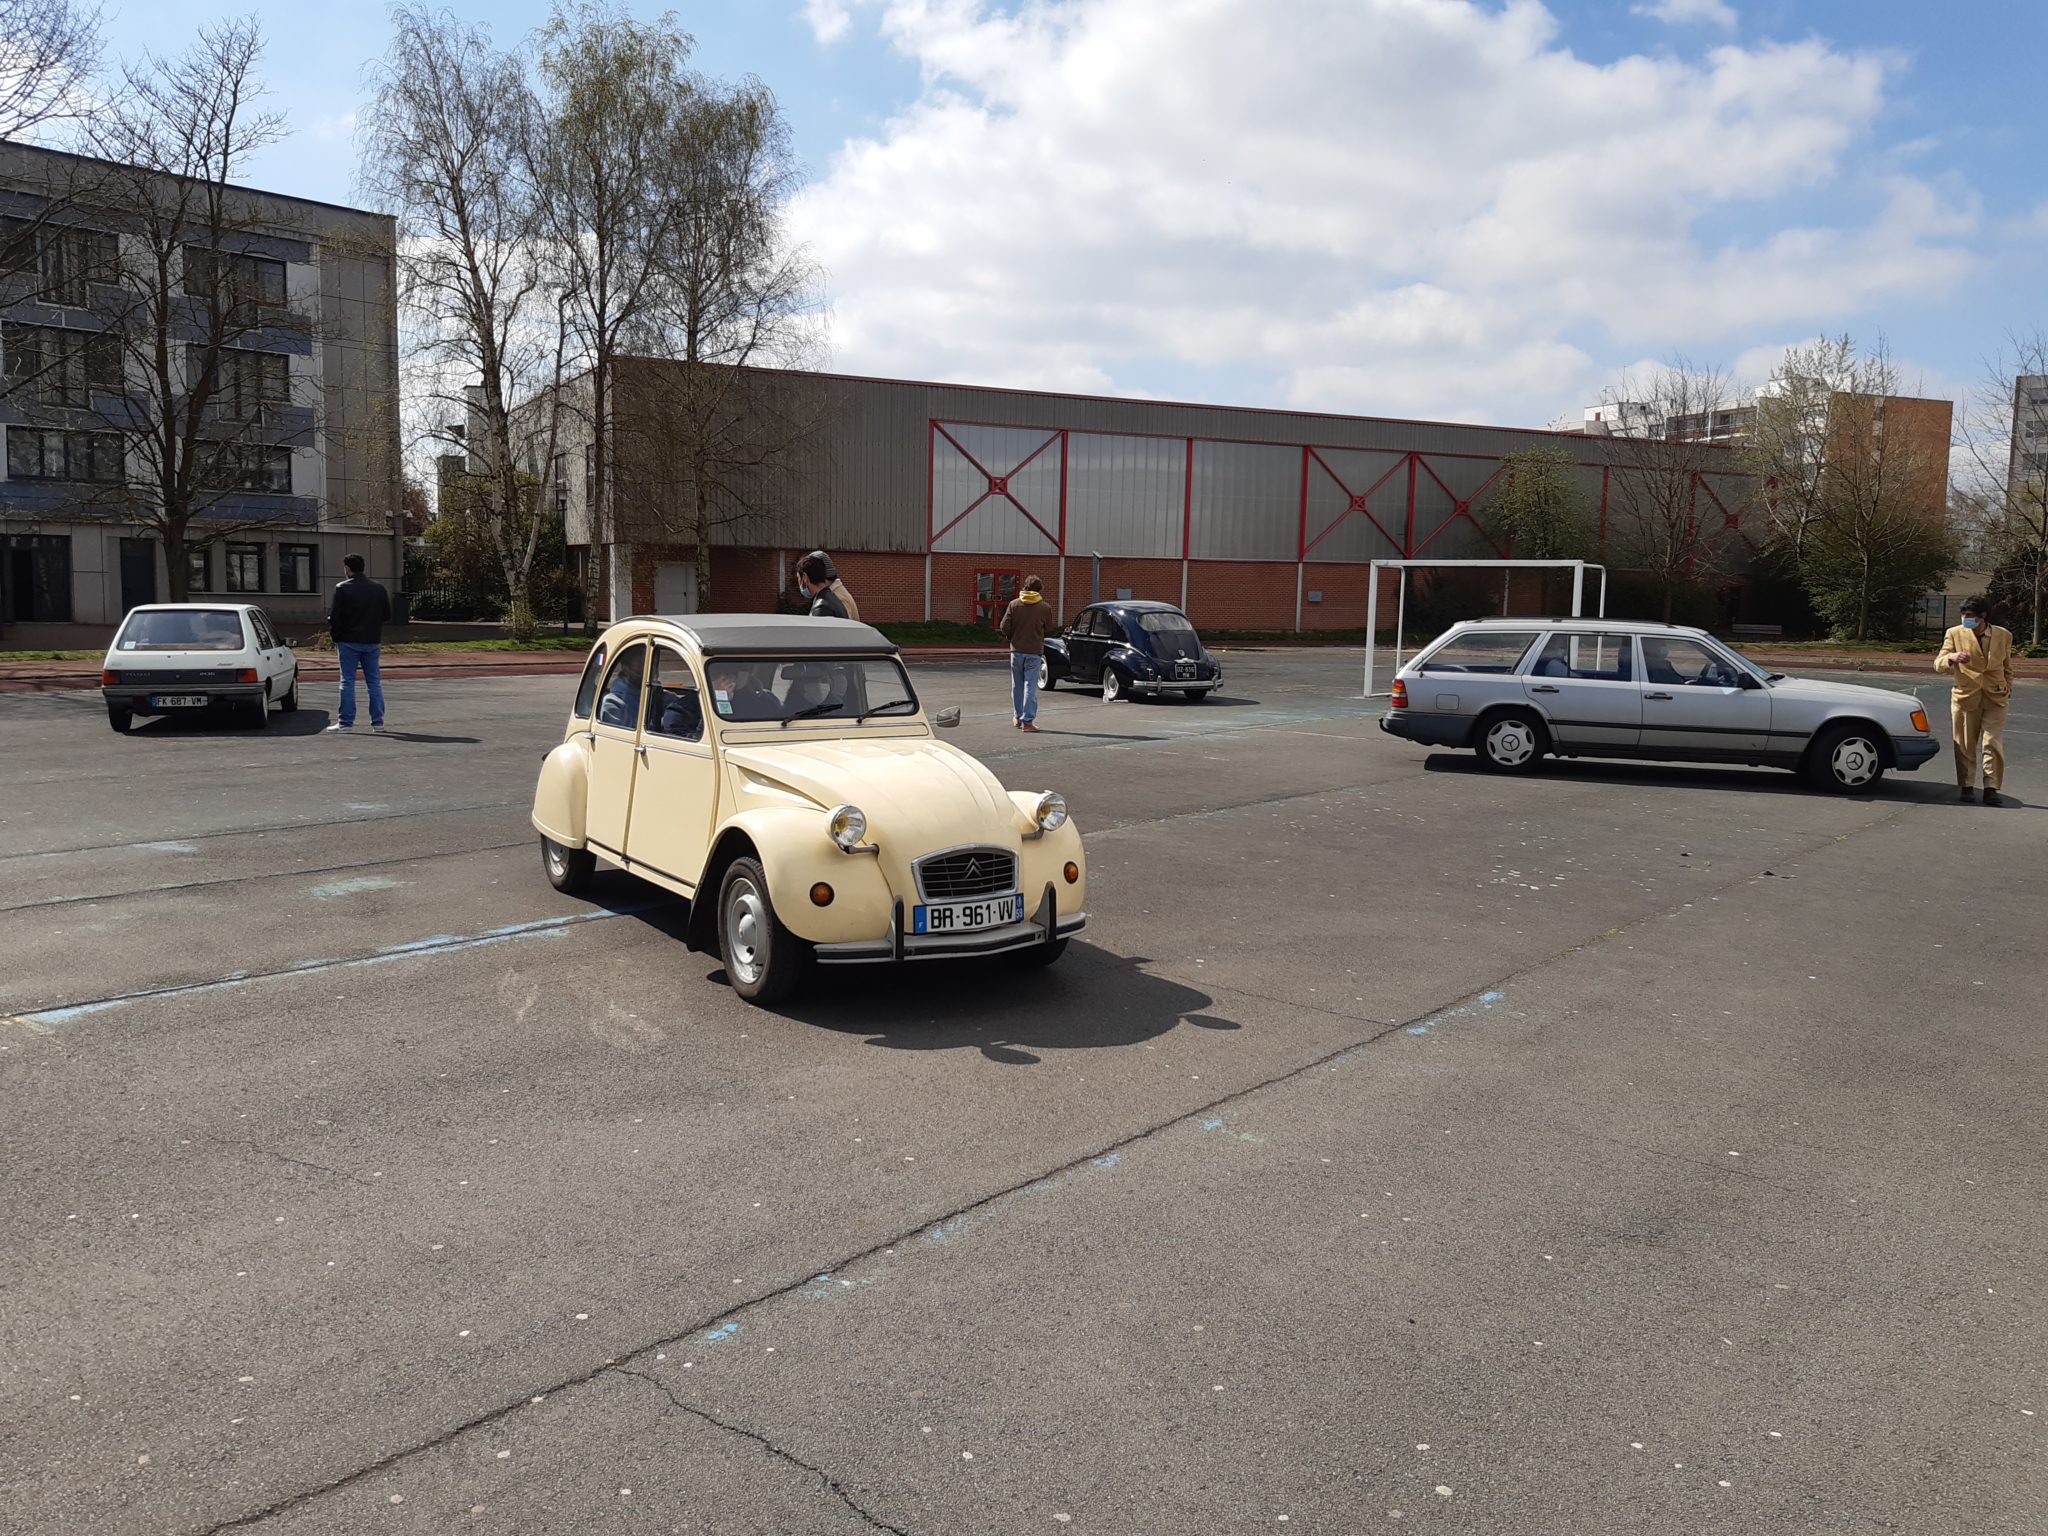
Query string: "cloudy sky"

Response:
xmin=97 ymin=0 xmax=2048 ymax=426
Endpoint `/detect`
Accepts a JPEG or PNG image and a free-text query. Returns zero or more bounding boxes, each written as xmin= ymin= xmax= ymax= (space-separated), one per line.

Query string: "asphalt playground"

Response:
xmin=3 ymin=653 xmax=2045 ymax=1535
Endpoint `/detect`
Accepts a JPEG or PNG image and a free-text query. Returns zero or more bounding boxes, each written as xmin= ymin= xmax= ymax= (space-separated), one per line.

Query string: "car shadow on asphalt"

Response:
xmin=1421 ymin=752 xmax=1969 ymax=802
xmin=366 ymin=728 xmax=483 ymax=744
xmin=129 ymin=708 xmax=335 ymax=738
xmin=737 ymin=945 xmax=1241 ymax=1064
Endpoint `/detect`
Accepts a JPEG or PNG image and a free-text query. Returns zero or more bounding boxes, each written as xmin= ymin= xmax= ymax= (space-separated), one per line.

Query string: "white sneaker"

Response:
xmin=370 ymin=724 xmax=388 ymax=734
xmin=325 ymin=722 xmax=352 ymax=733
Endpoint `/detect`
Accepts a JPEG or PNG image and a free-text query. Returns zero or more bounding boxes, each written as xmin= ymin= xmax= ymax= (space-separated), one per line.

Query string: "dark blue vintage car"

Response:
xmin=1041 ymin=599 xmax=1224 ymax=702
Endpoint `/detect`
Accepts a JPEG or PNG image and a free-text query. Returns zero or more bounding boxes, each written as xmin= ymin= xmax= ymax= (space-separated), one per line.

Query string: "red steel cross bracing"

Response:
xmin=930 ymin=423 xmax=1063 ymax=550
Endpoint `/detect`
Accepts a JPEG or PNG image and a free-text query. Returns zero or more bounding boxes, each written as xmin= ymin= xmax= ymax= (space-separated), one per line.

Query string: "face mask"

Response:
xmin=1964 ymin=617 xmax=1982 ymax=631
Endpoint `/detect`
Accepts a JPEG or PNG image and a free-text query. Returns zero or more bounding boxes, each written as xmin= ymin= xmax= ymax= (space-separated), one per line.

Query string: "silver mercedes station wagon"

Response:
xmin=1379 ymin=618 xmax=1941 ymax=793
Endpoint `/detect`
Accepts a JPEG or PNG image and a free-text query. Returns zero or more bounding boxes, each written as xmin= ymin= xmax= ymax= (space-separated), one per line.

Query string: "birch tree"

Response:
xmin=361 ymin=5 xmax=563 ymax=636
xmin=1601 ymin=361 xmax=1740 ymax=622
xmin=1957 ymin=330 xmax=2048 ymax=646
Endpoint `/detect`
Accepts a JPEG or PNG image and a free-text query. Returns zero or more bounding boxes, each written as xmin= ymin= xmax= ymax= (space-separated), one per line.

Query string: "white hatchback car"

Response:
xmin=100 ymin=603 xmax=301 ymax=733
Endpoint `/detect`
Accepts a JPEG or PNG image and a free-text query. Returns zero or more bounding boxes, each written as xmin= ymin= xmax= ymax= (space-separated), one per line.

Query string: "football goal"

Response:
xmin=1362 ymin=558 xmax=1608 ymax=698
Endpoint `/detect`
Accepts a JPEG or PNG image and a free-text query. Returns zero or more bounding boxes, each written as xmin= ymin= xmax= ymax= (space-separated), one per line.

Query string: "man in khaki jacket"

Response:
xmin=1935 ymin=596 xmax=2015 ymax=804
xmin=998 ymin=575 xmax=1055 ymax=731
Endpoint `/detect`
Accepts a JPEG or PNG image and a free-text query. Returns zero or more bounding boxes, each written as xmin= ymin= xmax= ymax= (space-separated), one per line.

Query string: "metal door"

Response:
xmin=586 ymin=641 xmax=647 ymax=857
xmin=1522 ymin=631 xmax=1641 ymax=750
xmin=654 ymin=562 xmax=697 ymax=614
xmin=119 ymin=538 xmax=157 ymax=614
xmin=623 ymin=644 xmax=717 ymax=891
xmin=1636 ymin=636 xmax=1770 ymax=755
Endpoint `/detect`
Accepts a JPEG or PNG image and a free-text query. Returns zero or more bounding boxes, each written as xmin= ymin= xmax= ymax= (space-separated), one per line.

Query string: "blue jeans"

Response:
xmin=337 ymin=642 xmax=384 ymax=727
xmin=1010 ymin=651 xmax=1040 ymax=724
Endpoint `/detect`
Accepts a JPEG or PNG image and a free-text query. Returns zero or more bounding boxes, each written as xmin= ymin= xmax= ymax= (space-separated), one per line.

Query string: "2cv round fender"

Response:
xmin=531 ymin=736 xmax=593 ymax=848
xmin=688 ymin=805 xmax=898 ymax=953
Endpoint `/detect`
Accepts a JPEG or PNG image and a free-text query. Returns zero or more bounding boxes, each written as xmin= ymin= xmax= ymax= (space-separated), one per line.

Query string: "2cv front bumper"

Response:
xmin=811 ymin=881 xmax=1086 ymax=965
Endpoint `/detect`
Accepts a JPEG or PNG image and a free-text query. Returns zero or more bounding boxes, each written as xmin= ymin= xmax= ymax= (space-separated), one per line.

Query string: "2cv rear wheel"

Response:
xmin=718 ymin=856 xmax=812 ymax=1004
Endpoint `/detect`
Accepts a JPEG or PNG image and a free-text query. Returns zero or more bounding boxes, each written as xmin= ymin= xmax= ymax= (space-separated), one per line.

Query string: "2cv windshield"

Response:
xmin=702 ymin=654 xmax=920 ymax=726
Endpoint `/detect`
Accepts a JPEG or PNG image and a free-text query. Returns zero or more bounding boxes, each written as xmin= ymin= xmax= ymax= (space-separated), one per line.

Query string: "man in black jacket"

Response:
xmin=796 ymin=551 xmax=848 ymax=619
xmin=327 ymin=553 xmax=393 ymax=733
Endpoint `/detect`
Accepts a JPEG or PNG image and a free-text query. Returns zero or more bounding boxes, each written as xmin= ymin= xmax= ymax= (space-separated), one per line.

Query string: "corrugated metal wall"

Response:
xmin=641 ymin=365 xmax=1741 ymax=561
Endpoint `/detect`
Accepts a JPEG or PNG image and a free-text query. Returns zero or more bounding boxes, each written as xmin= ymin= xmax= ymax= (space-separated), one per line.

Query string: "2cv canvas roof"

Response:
xmin=630 ymin=613 xmax=898 ymax=657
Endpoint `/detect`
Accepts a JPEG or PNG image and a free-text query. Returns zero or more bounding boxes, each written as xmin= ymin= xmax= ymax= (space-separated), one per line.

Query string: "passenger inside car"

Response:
xmin=709 ymin=662 xmax=780 ymax=721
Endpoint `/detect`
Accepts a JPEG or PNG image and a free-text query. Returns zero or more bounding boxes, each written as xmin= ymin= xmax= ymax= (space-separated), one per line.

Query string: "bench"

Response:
xmin=1730 ymin=623 xmax=1784 ymax=639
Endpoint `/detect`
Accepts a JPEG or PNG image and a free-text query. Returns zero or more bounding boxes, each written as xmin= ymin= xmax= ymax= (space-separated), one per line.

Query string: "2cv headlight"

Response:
xmin=827 ymin=804 xmax=868 ymax=851
xmin=1033 ymin=791 xmax=1069 ymax=832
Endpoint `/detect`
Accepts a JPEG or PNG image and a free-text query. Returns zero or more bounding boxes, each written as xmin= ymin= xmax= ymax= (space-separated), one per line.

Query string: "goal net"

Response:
xmin=1362 ymin=558 xmax=1608 ymax=697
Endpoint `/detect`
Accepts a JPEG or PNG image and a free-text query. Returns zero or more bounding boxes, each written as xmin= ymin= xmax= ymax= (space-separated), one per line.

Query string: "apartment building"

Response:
xmin=0 ymin=142 xmax=400 ymax=631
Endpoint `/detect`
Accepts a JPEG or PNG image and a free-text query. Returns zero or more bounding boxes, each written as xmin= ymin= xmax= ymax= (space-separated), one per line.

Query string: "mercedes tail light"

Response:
xmin=1390 ymin=678 xmax=1409 ymax=709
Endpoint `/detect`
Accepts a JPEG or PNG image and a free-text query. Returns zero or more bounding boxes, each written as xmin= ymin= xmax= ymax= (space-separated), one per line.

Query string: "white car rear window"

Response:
xmin=115 ymin=609 xmax=248 ymax=652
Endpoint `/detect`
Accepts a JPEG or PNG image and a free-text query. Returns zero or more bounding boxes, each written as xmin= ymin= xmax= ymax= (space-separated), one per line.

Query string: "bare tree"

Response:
xmin=1747 ymin=336 xmax=1956 ymax=640
xmin=361 ymin=5 xmax=564 ymax=636
xmin=33 ymin=20 xmax=309 ymax=600
xmin=1956 ymin=329 xmax=2048 ymax=645
xmin=0 ymin=0 xmax=101 ymax=142
xmin=1601 ymin=360 xmax=1741 ymax=622
xmin=525 ymin=1 xmax=700 ymax=620
xmin=626 ymin=73 xmax=826 ymax=607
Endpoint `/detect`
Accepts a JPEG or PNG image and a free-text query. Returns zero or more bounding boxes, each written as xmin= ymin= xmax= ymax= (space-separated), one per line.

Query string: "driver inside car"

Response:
xmin=1641 ymin=638 xmax=1691 ymax=686
xmin=709 ymin=662 xmax=780 ymax=721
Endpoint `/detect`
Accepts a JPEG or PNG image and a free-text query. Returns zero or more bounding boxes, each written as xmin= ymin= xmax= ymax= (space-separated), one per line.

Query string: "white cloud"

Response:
xmin=793 ymin=0 xmax=1972 ymax=425
xmin=1631 ymin=0 xmax=1739 ymax=29
xmin=803 ymin=0 xmax=854 ymax=44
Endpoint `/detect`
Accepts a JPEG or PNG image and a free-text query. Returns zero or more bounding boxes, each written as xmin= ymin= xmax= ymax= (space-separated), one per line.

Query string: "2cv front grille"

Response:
xmin=914 ymin=846 xmax=1018 ymax=902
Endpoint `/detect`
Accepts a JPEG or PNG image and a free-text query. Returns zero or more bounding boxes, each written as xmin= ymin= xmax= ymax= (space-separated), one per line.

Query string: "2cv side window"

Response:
xmin=645 ymin=644 xmax=704 ymax=743
xmin=571 ymin=643 xmax=609 ymax=720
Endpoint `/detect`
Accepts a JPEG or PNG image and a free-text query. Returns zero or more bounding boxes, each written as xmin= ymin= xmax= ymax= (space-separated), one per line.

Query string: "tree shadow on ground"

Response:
xmin=748 ymin=945 xmax=1238 ymax=1064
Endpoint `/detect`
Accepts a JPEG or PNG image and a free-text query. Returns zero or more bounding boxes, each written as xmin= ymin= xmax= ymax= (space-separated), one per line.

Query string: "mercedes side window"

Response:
xmin=645 ymin=644 xmax=704 ymax=742
xmin=1641 ymin=635 xmax=1744 ymax=688
xmin=1418 ymin=631 xmax=1539 ymax=674
xmin=572 ymin=643 xmax=609 ymax=720
xmin=1531 ymin=633 xmax=1633 ymax=682
xmin=594 ymin=642 xmax=647 ymax=730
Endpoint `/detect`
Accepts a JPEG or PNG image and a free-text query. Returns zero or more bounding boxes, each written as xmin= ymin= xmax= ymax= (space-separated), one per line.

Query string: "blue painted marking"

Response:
xmin=1201 ymin=1119 xmax=1224 ymax=1130
xmin=703 ymin=1323 xmax=738 ymax=1343
xmin=1091 ymin=1153 xmax=1119 ymax=1168
xmin=18 ymin=906 xmax=659 ymax=1029
xmin=1406 ymin=989 xmax=1508 ymax=1037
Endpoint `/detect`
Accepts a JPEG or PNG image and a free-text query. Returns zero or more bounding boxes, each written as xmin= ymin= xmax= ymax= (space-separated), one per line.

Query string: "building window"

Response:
xmin=278 ymin=542 xmax=317 ymax=593
xmin=190 ymin=345 xmax=290 ymax=416
xmin=201 ymin=441 xmax=293 ymax=494
xmin=2 ymin=321 xmax=123 ymax=407
xmin=188 ymin=544 xmax=212 ymax=592
xmin=0 ymin=217 xmax=119 ymax=305
xmin=5 ymin=425 xmax=124 ymax=483
xmin=182 ymin=246 xmax=288 ymax=314
xmin=223 ymin=542 xmax=264 ymax=593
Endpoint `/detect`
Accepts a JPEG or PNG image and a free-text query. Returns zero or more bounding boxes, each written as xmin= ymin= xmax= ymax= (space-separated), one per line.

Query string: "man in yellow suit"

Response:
xmin=1935 ymin=596 xmax=2015 ymax=805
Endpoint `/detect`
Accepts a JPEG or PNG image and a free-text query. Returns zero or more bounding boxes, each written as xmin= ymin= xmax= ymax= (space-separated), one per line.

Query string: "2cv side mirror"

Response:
xmin=933 ymin=706 xmax=962 ymax=729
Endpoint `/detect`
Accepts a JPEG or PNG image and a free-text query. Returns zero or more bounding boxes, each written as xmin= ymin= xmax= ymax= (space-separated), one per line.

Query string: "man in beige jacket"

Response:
xmin=1935 ymin=596 xmax=2015 ymax=804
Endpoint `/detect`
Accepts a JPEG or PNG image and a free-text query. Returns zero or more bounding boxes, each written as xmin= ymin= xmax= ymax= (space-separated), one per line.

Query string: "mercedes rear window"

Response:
xmin=114 ymin=609 xmax=248 ymax=652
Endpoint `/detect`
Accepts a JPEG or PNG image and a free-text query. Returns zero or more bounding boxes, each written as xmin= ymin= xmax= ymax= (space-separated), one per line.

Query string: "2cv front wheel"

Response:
xmin=718 ymin=856 xmax=812 ymax=1004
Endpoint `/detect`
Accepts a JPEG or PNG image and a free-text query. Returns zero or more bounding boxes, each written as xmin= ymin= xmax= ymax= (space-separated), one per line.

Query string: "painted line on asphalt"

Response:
xmin=7 ymin=905 xmax=667 ymax=1031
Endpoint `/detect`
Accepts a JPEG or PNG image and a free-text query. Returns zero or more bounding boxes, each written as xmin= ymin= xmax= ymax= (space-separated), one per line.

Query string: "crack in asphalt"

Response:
xmin=1 ymin=798 xmax=528 ymax=862
xmin=0 ymin=838 xmax=535 ymax=915
xmin=211 ymin=1138 xmax=383 ymax=1191
xmin=610 ymin=1367 xmax=913 ymax=1535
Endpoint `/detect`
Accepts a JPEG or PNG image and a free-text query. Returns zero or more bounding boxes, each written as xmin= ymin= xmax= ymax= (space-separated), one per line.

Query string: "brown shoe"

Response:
xmin=1020 ymin=722 xmax=1040 ymax=732
xmin=1984 ymin=788 xmax=2003 ymax=806
xmin=1959 ymin=786 xmax=1977 ymax=802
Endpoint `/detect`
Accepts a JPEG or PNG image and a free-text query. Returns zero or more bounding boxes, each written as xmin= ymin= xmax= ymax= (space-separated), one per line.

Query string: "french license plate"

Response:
xmin=913 ymin=893 xmax=1022 ymax=934
xmin=150 ymin=695 xmax=210 ymax=707
xmin=1175 ymin=662 xmax=1195 ymax=678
